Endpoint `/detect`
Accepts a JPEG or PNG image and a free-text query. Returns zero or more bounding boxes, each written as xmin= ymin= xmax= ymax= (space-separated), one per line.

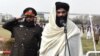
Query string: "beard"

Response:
xmin=56 ymin=15 xmax=67 ymax=27
xmin=24 ymin=19 xmax=35 ymax=27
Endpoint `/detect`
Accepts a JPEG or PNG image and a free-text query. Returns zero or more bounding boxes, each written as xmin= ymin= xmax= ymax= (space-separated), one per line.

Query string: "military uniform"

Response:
xmin=3 ymin=18 xmax=43 ymax=56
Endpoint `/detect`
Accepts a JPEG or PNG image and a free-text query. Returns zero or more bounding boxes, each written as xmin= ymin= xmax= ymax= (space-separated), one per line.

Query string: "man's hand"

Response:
xmin=16 ymin=17 xmax=23 ymax=20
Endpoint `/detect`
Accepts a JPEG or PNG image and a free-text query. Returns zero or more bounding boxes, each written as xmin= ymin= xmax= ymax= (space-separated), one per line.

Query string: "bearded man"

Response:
xmin=39 ymin=2 xmax=83 ymax=56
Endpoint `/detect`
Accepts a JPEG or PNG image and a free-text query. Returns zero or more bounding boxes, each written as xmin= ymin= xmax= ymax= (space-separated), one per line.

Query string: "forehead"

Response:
xmin=56 ymin=8 xmax=66 ymax=12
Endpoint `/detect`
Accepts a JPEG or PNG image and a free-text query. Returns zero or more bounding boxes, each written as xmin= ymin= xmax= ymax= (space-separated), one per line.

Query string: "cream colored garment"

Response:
xmin=39 ymin=5 xmax=83 ymax=56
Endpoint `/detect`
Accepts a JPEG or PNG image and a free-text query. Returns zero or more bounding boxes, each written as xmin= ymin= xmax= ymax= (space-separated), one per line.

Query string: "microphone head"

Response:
xmin=60 ymin=19 xmax=64 ymax=23
xmin=60 ymin=20 xmax=66 ymax=26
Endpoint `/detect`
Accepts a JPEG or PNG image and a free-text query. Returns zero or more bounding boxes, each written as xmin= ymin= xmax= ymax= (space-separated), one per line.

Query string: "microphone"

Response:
xmin=60 ymin=20 xmax=66 ymax=27
xmin=60 ymin=20 xmax=71 ymax=56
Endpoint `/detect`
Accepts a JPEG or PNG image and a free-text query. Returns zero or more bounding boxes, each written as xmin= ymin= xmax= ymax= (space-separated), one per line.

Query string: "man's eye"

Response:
xmin=57 ymin=11 xmax=66 ymax=13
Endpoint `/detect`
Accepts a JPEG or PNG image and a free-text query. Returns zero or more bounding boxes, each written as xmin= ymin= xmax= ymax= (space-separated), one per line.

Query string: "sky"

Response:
xmin=0 ymin=0 xmax=100 ymax=17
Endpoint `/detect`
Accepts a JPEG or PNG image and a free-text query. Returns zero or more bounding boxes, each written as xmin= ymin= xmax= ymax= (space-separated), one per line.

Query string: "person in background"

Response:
xmin=2 ymin=7 xmax=43 ymax=56
xmin=39 ymin=2 xmax=83 ymax=56
xmin=86 ymin=25 xmax=92 ymax=39
xmin=94 ymin=24 xmax=100 ymax=44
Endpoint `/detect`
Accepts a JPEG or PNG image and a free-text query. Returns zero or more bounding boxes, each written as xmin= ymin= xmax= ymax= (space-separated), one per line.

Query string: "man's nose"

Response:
xmin=59 ymin=13 xmax=63 ymax=16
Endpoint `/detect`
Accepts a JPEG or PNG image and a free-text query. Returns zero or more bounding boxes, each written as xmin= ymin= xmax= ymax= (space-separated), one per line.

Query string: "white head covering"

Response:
xmin=40 ymin=2 xmax=81 ymax=56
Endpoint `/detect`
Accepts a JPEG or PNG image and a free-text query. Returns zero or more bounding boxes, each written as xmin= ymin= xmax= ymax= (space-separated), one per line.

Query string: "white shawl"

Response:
xmin=40 ymin=4 xmax=83 ymax=56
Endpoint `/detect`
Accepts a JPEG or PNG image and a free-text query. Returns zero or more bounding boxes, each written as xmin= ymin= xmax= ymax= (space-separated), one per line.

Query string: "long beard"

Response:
xmin=56 ymin=16 xmax=67 ymax=27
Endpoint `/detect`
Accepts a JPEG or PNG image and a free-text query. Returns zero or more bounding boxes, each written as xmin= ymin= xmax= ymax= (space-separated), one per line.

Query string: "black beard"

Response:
xmin=56 ymin=16 xmax=67 ymax=27
xmin=23 ymin=19 xmax=35 ymax=27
